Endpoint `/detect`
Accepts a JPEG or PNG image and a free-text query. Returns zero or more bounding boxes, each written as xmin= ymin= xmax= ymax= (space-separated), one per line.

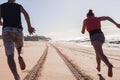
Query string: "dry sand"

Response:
xmin=0 ymin=40 xmax=46 ymax=80
xmin=39 ymin=45 xmax=76 ymax=80
xmin=0 ymin=40 xmax=120 ymax=80
xmin=54 ymin=42 xmax=120 ymax=80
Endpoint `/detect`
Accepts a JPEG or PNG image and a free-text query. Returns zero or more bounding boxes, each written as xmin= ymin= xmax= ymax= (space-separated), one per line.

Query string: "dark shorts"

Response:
xmin=90 ymin=33 xmax=105 ymax=45
xmin=2 ymin=27 xmax=23 ymax=56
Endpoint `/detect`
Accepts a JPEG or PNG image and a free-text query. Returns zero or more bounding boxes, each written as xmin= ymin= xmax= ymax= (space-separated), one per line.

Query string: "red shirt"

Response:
xmin=85 ymin=16 xmax=101 ymax=32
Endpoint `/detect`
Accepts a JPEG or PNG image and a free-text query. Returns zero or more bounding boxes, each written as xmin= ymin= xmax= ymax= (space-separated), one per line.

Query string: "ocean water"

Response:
xmin=64 ymin=34 xmax=120 ymax=50
xmin=79 ymin=26 xmax=120 ymax=49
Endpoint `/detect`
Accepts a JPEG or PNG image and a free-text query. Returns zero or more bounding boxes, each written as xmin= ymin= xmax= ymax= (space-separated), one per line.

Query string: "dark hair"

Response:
xmin=87 ymin=9 xmax=94 ymax=17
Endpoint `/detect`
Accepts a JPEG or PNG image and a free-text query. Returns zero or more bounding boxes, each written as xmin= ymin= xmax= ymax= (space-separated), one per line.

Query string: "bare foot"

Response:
xmin=108 ymin=65 xmax=113 ymax=77
xmin=96 ymin=66 xmax=100 ymax=72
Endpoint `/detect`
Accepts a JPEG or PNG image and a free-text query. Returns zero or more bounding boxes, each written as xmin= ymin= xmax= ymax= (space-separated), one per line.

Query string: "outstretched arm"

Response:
xmin=0 ymin=6 xmax=3 ymax=26
xmin=20 ymin=6 xmax=35 ymax=35
xmin=81 ymin=20 xmax=86 ymax=34
xmin=99 ymin=16 xmax=120 ymax=28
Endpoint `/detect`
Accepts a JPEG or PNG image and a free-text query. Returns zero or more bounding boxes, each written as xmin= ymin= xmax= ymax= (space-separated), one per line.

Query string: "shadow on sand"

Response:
xmin=97 ymin=74 xmax=105 ymax=80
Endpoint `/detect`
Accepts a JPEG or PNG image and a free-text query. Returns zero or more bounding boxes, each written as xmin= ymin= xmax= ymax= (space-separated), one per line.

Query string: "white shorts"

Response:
xmin=2 ymin=27 xmax=23 ymax=56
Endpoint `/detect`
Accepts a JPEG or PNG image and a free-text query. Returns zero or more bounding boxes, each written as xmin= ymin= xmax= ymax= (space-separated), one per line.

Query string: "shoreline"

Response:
xmin=0 ymin=41 xmax=120 ymax=80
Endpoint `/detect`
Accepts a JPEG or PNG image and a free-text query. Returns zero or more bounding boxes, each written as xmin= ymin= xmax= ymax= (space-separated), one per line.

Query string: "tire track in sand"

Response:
xmin=55 ymin=44 xmax=120 ymax=61
xmin=52 ymin=45 xmax=92 ymax=80
xmin=23 ymin=45 xmax=48 ymax=80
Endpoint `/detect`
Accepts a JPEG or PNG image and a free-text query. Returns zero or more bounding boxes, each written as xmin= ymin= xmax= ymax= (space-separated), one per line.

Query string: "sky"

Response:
xmin=0 ymin=0 xmax=120 ymax=40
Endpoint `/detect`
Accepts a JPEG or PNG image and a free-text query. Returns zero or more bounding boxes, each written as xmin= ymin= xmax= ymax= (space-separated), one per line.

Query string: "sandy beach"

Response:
xmin=0 ymin=40 xmax=120 ymax=80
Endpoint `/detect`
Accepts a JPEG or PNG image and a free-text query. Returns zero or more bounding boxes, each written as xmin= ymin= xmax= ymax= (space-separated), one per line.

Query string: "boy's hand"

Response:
xmin=28 ymin=26 xmax=35 ymax=35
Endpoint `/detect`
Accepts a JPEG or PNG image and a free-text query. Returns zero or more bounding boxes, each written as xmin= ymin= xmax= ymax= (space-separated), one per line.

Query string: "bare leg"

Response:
xmin=96 ymin=53 xmax=101 ymax=72
xmin=92 ymin=42 xmax=113 ymax=77
xmin=7 ymin=55 xmax=20 ymax=80
xmin=17 ymin=47 xmax=22 ymax=57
